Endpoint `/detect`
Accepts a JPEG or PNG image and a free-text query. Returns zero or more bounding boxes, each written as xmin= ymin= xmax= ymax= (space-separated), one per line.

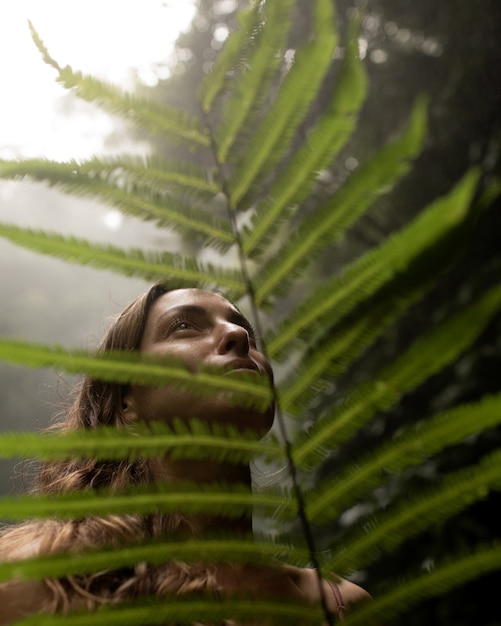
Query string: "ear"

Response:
xmin=121 ymin=388 xmax=140 ymax=423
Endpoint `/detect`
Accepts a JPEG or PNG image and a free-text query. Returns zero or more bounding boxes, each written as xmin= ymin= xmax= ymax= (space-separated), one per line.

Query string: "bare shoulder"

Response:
xmin=335 ymin=575 xmax=372 ymax=607
xmin=284 ymin=565 xmax=372 ymax=616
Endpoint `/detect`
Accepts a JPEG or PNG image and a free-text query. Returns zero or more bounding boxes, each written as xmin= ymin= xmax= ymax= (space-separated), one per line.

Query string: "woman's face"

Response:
xmin=124 ymin=289 xmax=274 ymax=433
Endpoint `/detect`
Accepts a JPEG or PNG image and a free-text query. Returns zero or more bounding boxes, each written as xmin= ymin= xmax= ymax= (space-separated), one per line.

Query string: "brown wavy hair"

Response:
xmin=37 ymin=282 xmax=169 ymax=495
xmin=0 ymin=283 xmax=222 ymax=616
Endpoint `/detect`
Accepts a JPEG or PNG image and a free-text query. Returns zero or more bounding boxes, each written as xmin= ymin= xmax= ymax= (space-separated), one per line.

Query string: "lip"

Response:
xmin=223 ymin=359 xmax=260 ymax=374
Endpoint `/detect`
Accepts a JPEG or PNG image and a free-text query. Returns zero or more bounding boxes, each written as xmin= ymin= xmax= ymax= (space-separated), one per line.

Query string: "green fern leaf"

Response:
xmin=0 ymin=4 xmax=493 ymax=622
xmin=293 ymin=281 xmax=501 ymax=470
xmin=12 ymin=597 xmax=322 ymax=626
xmin=327 ymin=448 xmax=501 ymax=574
xmin=255 ymin=97 xmax=428 ymax=306
xmin=198 ymin=2 xmax=263 ymax=112
xmin=0 ymin=538 xmax=307 ymax=583
xmin=0 ymin=420 xmax=283 ymax=466
xmin=0 ymin=343 xmax=273 ymax=412
xmin=0 ymin=164 xmax=232 ymax=245
xmin=215 ymin=0 xmax=296 ymax=162
xmin=228 ymin=0 xmax=337 ymax=206
xmin=305 ymin=393 xmax=501 ymax=524
xmin=242 ymin=14 xmax=367 ymax=259
xmin=344 ymin=544 xmax=501 ymax=626
xmin=266 ymin=166 xmax=478 ymax=357
xmin=29 ymin=23 xmax=209 ymax=149
xmin=278 ymin=284 xmax=430 ymax=415
xmin=279 ymin=217 xmax=473 ymax=413
xmin=0 ymin=482 xmax=289 ymax=521
xmin=0 ymin=224 xmax=241 ymax=289
xmin=0 ymin=156 xmax=219 ymax=197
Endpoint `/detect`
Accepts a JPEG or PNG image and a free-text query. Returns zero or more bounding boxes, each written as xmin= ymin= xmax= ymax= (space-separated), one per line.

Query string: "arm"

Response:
xmin=329 ymin=576 xmax=372 ymax=612
xmin=280 ymin=566 xmax=372 ymax=621
xmin=326 ymin=576 xmax=384 ymax=625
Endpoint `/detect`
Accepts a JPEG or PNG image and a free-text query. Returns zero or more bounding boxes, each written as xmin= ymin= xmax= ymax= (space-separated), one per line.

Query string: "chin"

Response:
xmin=202 ymin=398 xmax=275 ymax=436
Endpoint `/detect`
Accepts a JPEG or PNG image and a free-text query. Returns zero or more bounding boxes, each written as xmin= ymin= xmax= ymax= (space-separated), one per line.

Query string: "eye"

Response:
xmin=246 ymin=323 xmax=258 ymax=346
xmin=168 ymin=317 xmax=196 ymax=334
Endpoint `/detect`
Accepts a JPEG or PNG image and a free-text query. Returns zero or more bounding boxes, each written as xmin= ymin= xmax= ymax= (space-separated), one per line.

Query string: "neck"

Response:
xmin=149 ymin=457 xmax=254 ymax=536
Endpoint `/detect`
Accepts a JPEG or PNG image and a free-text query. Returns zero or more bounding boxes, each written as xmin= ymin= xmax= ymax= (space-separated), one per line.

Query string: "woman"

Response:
xmin=0 ymin=284 xmax=371 ymax=624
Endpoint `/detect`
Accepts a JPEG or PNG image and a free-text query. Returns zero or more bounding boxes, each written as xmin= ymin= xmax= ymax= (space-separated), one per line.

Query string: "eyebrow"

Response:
xmin=160 ymin=305 xmax=207 ymax=320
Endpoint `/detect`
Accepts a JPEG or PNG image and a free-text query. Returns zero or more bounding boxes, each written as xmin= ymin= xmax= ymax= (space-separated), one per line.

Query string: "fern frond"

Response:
xmin=0 ymin=420 xmax=284 ymax=466
xmin=278 ymin=312 xmax=378 ymax=415
xmin=84 ymin=184 xmax=232 ymax=244
xmin=0 ymin=343 xmax=273 ymax=412
xmin=255 ymin=97 xmax=428 ymax=306
xmin=293 ymin=281 xmax=501 ymax=469
xmin=0 ymin=5 xmax=492 ymax=622
xmin=344 ymin=544 xmax=501 ymax=626
xmin=228 ymin=0 xmax=337 ymax=206
xmin=0 ymin=538 xmax=308 ymax=583
xmin=12 ymin=597 xmax=322 ymax=626
xmin=279 ymin=220 xmax=472 ymax=413
xmin=266 ymin=167 xmax=478 ymax=358
xmin=0 ymin=482 xmax=290 ymax=521
xmin=29 ymin=23 xmax=210 ymax=149
xmin=215 ymin=0 xmax=296 ymax=162
xmin=0 ymin=224 xmax=241 ymax=289
xmin=0 ymin=165 xmax=232 ymax=245
xmin=305 ymin=393 xmax=501 ymax=523
xmin=199 ymin=2 xmax=263 ymax=112
xmin=327 ymin=448 xmax=501 ymax=574
xmin=0 ymin=156 xmax=219 ymax=197
xmin=242 ymin=14 xmax=367 ymax=259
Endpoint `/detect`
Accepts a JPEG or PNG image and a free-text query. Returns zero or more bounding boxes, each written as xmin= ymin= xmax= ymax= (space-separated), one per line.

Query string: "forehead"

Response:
xmin=148 ymin=288 xmax=239 ymax=321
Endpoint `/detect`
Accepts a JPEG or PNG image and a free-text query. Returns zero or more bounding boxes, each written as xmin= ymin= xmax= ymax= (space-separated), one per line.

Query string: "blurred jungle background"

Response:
xmin=1 ymin=1 xmax=500 ymax=624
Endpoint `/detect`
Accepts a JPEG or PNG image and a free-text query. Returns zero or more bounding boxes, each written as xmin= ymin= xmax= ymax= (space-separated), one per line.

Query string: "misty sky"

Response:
xmin=0 ymin=1 xmax=197 ymax=494
xmin=0 ymin=0 xmax=197 ymax=159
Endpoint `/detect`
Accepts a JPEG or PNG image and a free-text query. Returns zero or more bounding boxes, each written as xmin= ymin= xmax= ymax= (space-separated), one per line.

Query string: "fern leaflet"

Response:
xmin=266 ymin=167 xmax=478 ymax=357
xmin=0 ymin=224 xmax=241 ymax=289
xmin=242 ymin=15 xmax=367 ymax=259
xmin=228 ymin=0 xmax=337 ymax=206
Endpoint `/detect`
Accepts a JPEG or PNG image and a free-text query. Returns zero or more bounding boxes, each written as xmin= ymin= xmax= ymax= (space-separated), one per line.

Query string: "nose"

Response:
xmin=217 ymin=322 xmax=250 ymax=355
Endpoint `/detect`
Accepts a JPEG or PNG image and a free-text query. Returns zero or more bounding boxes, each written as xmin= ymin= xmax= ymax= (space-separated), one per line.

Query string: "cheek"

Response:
xmin=148 ymin=342 xmax=203 ymax=374
xmin=256 ymin=353 xmax=274 ymax=385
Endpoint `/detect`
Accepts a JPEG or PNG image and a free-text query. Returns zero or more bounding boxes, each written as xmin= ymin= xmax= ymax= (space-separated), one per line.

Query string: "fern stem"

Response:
xmin=200 ymin=105 xmax=334 ymax=626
